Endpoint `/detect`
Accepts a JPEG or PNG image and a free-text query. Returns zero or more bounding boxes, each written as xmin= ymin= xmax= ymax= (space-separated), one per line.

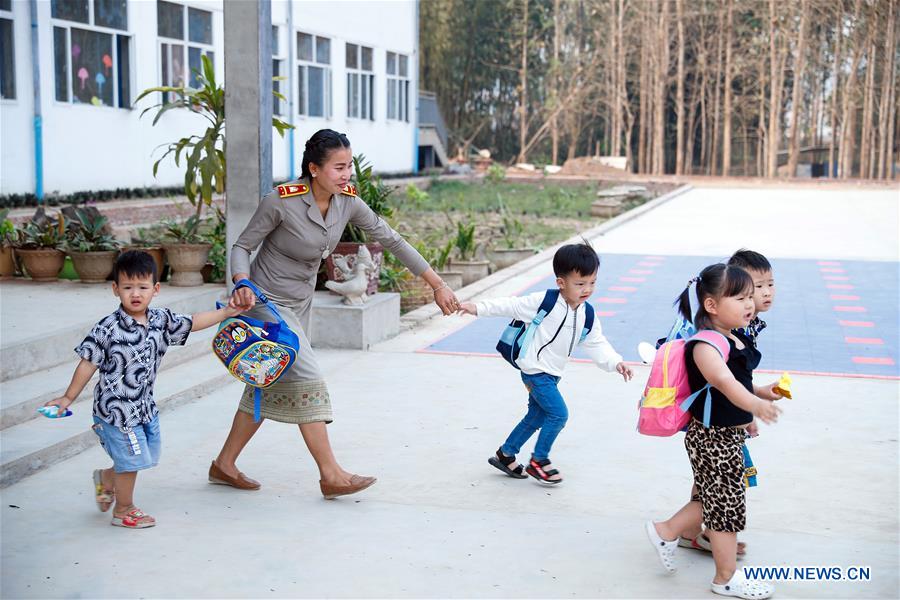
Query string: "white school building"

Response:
xmin=0 ymin=0 xmax=419 ymax=196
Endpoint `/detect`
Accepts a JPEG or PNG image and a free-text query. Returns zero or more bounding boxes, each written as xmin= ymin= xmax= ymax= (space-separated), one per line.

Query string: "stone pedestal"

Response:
xmin=310 ymin=291 xmax=400 ymax=350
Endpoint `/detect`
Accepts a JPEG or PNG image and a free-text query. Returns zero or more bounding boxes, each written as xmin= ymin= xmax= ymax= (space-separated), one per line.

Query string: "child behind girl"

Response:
xmin=645 ymin=264 xmax=781 ymax=599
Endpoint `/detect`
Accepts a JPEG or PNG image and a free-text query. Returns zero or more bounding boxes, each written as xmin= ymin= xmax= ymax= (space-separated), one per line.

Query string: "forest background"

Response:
xmin=419 ymin=0 xmax=898 ymax=179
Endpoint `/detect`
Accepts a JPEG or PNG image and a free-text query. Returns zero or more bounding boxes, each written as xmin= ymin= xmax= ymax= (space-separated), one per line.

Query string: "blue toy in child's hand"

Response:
xmin=38 ymin=406 xmax=72 ymax=418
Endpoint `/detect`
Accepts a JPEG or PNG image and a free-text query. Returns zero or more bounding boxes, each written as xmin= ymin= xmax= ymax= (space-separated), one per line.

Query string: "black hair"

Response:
xmin=301 ymin=129 xmax=351 ymax=180
xmin=113 ymin=250 xmax=158 ymax=284
xmin=727 ymin=248 xmax=772 ymax=273
xmin=674 ymin=263 xmax=753 ymax=330
xmin=553 ymin=242 xmax=600 ymax=278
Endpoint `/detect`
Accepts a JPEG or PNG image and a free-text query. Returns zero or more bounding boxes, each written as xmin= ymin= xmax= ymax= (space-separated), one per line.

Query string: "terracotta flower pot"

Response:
xmin=490 ymin=248 xmax=535 ymax=270
xmin=399 ymin=277 xmax=434 ymax=312
xmin=436 ymin=270 xmax=464 ymax=291
xmin=124 ymin=246 xmax=165 ymax=281
xmin=162 ymin=243 xmax=211 ymax=287
xmin=450 ymin=259 xmax=490 ymax=286
xmin=17 ymin=248 xmax=66 ymax=282
xmin=69 ymin=250 xmax=119 ymax=283
xmin=324 ymin=242 xmax=384 ymax=296
xmin=0 ymin=246 xmax=15 ymax=279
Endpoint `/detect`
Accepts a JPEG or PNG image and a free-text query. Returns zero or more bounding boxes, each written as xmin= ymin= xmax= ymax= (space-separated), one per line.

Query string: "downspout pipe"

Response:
xmin=412 ymin=0 xmax=419 ymax=174
xmin=29 ymin=0 xmax=43 ymax=201
xmin=287 ymin=0 xmax=296 ymax=180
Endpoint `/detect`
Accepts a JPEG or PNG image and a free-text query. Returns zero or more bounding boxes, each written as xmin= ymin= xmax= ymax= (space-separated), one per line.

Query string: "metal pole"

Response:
xmin=29 ymin=0 xmax=43 ymax=202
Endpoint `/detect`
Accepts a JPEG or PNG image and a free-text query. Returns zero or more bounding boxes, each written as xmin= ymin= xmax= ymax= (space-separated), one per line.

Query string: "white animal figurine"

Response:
xmin=325 ymin=245 xmax=375 ymax=305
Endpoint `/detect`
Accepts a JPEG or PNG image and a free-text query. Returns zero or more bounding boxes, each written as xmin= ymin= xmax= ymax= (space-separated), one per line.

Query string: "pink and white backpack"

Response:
xmin=637 ymin=330 xmax=730 ymax=436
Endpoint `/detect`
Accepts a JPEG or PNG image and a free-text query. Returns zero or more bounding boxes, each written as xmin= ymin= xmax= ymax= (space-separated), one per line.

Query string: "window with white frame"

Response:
xmin=346 ymin=43 xmax=373 ymax=120
xmin=386 ymin=51 xmax=409 ymax=122
xmin=0 ymin=0 xmax=14 ymax=100
xmin=157 ymin=0 xmax=213 ymax=101
xmin=296 ymin=31 xmax=331 ymax=118
xmin=51 ymin=0 xmax=131 ymax=108
xmin=272 ymin=25 xmax=285 ymax=116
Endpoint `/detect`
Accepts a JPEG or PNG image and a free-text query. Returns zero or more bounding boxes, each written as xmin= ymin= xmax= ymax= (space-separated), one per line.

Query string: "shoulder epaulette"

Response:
xmin=276 ymin=183 xmax=309 ymax=198
xmin=341 ymin=184 xmax=358 ymax=197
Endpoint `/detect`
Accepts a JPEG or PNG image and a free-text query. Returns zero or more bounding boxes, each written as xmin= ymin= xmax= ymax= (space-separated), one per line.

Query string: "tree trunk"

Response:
xmin=516 ymin=0 xmax=529 ymax=164
xmin=859 ymin=35 xmax=876 ymax=179
xmin=551 ymin=0 xmax=560 ymax=165
xmin=638 ymin=4 xmax=650 ymax=173
xmin=653 ymin=0 xmax=669 ymax=175
xmin=838 ymin=0 xmax=864 ymax=179
xmin=877 ymin=1 xmax=897 ymax=179
xmin=786 ymin=0 xmax=809 ymax=178
xmin=828 ymin=5 xmax=842 ymax=177
xmin=721 ymin=0 xmax=734 ymax=176
xmin=675 ymin=0 xmax=685 ymax=175
xmin=709 ymin=3 xmax=724 ymax=175
xmin=767 ymin=0 xmax=785 ymax=178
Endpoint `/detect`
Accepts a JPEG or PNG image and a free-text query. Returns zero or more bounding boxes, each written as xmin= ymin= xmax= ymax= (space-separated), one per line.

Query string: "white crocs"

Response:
xmin=645 ymin=521 xmax=678 ymax=573
xmin=711 ymin=569 xmax=774 ymax=599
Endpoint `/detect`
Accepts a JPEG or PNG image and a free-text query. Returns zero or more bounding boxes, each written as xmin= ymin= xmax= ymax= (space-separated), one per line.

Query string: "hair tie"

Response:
xmin=688 ymin=276 xmax=702 ymax=286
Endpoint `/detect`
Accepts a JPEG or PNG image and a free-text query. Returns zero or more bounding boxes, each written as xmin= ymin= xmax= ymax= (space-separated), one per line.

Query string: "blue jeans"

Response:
xmin=92 ymin=415 xmax=162 ymax=473
xmin=500 ymin=372 xmax=568 ymax=461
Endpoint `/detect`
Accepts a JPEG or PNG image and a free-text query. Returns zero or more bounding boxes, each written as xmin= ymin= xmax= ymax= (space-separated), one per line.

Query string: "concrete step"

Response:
xmin=0 ymin=327 xmax=216 ymax=431
xmin=0 ymin=352 xmax=233 ymax=488
xmin=0 ymin=282 xmax=225 ymax=382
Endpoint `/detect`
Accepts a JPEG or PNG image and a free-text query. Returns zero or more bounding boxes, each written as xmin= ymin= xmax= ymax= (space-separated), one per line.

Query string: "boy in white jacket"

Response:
xmin=458 ymin=243 xmax=633 ymax=484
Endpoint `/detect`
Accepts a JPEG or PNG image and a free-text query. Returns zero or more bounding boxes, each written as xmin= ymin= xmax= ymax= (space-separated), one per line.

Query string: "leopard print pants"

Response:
xmin=684 ymin=418 xmax=747 ymax=533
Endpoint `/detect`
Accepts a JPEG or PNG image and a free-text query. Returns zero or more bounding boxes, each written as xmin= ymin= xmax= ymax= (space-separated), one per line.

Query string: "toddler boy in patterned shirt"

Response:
xmin=45 ymin=251 xmax=251 ymax=528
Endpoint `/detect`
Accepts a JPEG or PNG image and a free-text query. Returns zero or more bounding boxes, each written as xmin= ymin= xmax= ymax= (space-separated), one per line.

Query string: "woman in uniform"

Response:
xmin=209 ymin=129 xmax=459 ymax=499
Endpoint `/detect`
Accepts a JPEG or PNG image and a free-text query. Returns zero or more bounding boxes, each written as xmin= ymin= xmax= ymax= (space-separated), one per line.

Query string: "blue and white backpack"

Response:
xmin=495 ymin=289 xmax=594 ymax=369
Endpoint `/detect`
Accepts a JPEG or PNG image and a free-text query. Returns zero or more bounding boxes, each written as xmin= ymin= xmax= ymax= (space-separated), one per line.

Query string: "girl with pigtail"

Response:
xmin=645 ymin=264 xmax=782 ymax=600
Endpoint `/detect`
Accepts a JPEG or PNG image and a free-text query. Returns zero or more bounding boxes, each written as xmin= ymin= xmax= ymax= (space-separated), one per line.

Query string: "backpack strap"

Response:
xmin=233 ymin=278 xmax=288 ymax=327
xmin=688 ymin=329 xmax=731 ymax=361
xmin=579 ymin=301 xmax=595 ymax=343
xmin=680 ymin=330 xmax=732 ymax=428
xmin=518 ymin=289 xmax=560 ymax=357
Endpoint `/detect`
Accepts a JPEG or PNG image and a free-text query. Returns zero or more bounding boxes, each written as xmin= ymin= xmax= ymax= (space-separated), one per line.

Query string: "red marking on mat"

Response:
xmin=851 ymin=357 xmax=895 ymax=366
xmin=823 ymin=275 xmax=849 ymax=281
xmin=608 ymin=286 xmax=638 ymax=292
xmin=596 ymin=297 xmax=627 ymax=304
xmin=845 ymin=337 xmax=884 ymax=345
xmin=839 ymin=320 xmax=874 ymax=327
xmin=820 ymin=268 xmax=845 ymax=273
xmin=596 ymin=311 xmax=616 ymax=317
xmin=833 ymin=306 xmax=866 ymax=312
xmin=818 ymin=261 xmax=841 ymax=266
xmin=830 ymin=294 xmax=860 ymax=301
xmin=629 ymin=269 xmax=653 ymax=275
xmin=620 ymin=277 xmax=646 ymax=283
xmin=826 ymin=284 xmax=854 ymax=290
xmin=637 ymin=261 xmax=661 ymax=267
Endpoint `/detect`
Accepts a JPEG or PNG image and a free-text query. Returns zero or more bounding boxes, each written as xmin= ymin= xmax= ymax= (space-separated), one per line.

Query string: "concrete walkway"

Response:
xmin=1 ymin=185 xmax=898 ymax=598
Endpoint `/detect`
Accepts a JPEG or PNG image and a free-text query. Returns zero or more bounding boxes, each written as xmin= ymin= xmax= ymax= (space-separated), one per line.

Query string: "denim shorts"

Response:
xmin=91 ymin=415 xmax=161 ymax=473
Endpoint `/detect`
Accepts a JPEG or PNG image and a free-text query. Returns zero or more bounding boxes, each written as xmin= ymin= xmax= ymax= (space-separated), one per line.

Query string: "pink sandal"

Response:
xmin=110 ymin=508 xmax=155 ymax=529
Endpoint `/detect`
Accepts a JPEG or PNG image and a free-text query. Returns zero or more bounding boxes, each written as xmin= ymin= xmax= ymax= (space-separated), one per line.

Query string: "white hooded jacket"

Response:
xmin=476 ymin=291 xmax=623 ymax=377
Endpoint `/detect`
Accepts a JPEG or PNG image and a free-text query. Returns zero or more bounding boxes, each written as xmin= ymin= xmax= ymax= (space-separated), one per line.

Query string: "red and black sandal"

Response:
xmin=488 ymin=448 xmax=528 ymax=479
xmin=526 ymin=456 xmax=562 ymax=484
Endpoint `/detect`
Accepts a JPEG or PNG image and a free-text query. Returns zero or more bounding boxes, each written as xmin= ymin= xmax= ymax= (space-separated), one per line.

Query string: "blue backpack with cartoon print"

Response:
xmin=496 ymin=289 xmax=594 ymax=369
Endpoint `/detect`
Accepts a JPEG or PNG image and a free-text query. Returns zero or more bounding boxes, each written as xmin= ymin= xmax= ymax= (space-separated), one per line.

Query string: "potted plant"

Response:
xmin=161 ymin=215 xmax=211 ymax=286
xmin=202 ymin=207 xmax=226 ymax=283
xmin=14 ymin=208 xmax=67 ymax=281
xmin=325 ymin=154 xmax=391 ymax=295
xmin=433 ymin=239 xmax=463 ymax=290
xmin=490 ymin=198 xmax=535 ymax=269
xmin=124 ymin=227 xmax=166 ymax=281
xmin=448 ymin=217 xmax=489 ymax=285
xmin=64 ymin=207 xmax=120 ymax=283
xmin=0 ymin=209 xmax=17 ymax=279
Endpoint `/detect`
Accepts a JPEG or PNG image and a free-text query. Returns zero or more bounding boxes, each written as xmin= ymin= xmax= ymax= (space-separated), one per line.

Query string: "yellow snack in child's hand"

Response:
xmin=774 ymin=371 xmax=792 ymax=399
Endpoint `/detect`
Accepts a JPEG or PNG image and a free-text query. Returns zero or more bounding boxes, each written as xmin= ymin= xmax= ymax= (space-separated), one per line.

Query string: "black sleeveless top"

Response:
xmin=684 ymin=330 xmax=760 ymax=427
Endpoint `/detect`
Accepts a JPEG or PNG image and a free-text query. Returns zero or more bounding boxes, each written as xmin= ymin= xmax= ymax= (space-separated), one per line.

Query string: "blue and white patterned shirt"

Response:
xmin=734 ymin=316 xmax=767 ymax=348
xmin=76 ymin=307 xmax=192 ymax=431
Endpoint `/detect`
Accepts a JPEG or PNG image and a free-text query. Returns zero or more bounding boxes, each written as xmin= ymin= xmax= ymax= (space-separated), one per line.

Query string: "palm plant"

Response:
xmin=136 ymin=55 xmax=293 ymax=221
xmin=343 ymin=154 xmax=395 ymax=243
